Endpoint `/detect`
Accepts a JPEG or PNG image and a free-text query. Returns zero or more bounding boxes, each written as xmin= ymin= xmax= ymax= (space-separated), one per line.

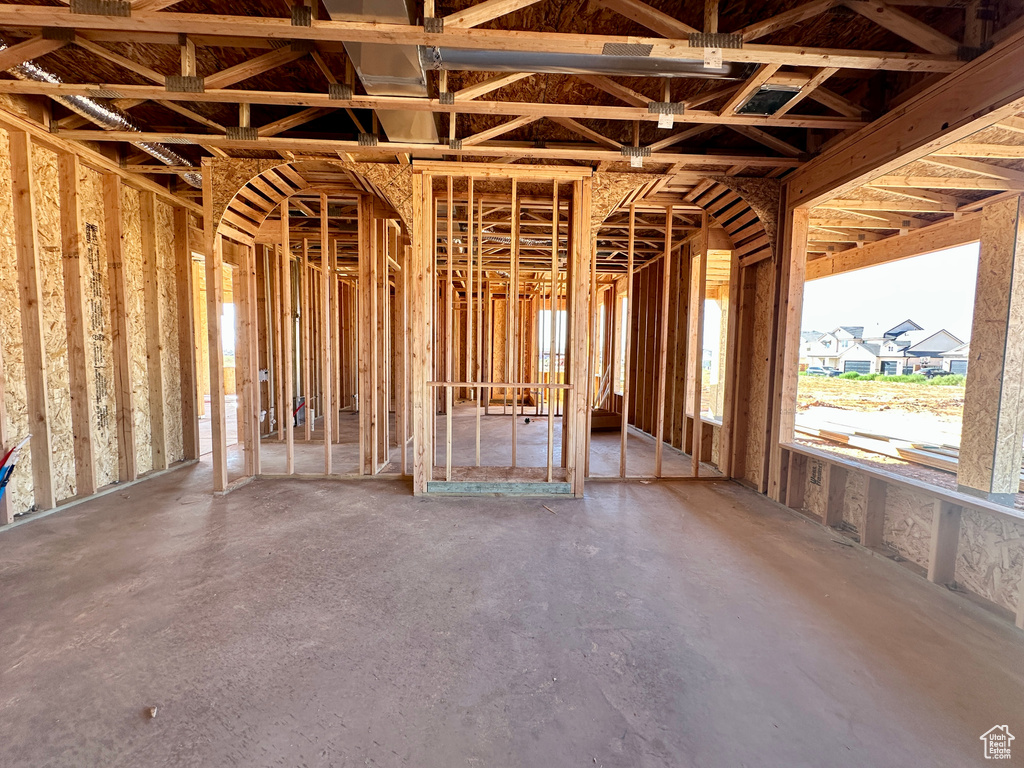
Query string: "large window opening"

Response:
xmin=797 ymin=243 xmax=979 ymax=480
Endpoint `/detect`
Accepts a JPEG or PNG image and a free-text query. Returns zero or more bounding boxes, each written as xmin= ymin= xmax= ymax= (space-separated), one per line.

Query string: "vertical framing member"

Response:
xmin=140 ymin=190 xmax=167 ymax=472
xmin=321 ymin=193 xmax=334 ymax=473
xmin=281 ymin=201 xmax=295 ymax=474
xmin=690 ymin=212 xmax=709 ymax=477
xmin=57 ymin=152 xmax=97 ymax=496
xmin=619 ymin=204 xmax=635 ymax=478
xmin=201 ymin=158 xmax=227 ymax=491
xmin=655 ymin=205 xmax=673 ymax=477
xmin=103 ymin=170 xmax=137 ymax=485
xmin=175 ymin=207 xmax=200 ymax=460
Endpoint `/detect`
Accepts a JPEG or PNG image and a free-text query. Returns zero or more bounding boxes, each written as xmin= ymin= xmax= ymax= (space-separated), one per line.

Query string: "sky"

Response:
xmin=801 ymin=243 xmax=980 ymax=342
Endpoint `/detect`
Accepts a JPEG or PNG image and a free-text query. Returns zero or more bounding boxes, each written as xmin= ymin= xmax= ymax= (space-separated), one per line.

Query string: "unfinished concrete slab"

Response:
xmin=1 ymin=467 xmax=1020 ymax=767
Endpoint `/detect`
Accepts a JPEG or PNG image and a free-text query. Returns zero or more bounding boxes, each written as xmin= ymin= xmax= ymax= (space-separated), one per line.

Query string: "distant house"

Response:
xmin=801 ymin=319 xmax=968 ymax=375
xmin=940 ymin=342 xmax=969 ymax=375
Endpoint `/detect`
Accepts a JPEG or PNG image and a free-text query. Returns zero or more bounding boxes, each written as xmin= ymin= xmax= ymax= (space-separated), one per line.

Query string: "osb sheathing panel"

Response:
xmin=803 ymin=457 xmax=827 ymax=517
xmin=33 ymin=143 xmax=76 ymax=501
xmin=80 ymin=166 xmax=119 ymax=488
xmin=710 ymin=424 xmax=720 ymax=467
xmin=590 ymin=173 xmax=661 ymax=237
xmin=210 ymin=159 xmax=413 ymax=235
xmin=120 ymin=185 xmax=153 ymax=476
xmin=956 ymin=509 xmax=1024 ymax=613
xmin=0 ymin=127 xmax=32 ymax=512
xmin=712 ymin=177 xmax=781 ymax=250
xmin=157 ymin=200 xmax=184 ymax=463
xmin=844 ymin=473 xmax=868 ymax=533
xmin=741 ymin=258 xmax=772 ymax=488
xmin=882 ymin=485 xmax=934 ymax=566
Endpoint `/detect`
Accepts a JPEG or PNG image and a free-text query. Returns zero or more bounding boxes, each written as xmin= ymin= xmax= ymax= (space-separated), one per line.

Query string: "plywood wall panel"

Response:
xmin=120 ymin=185 xmax=153 ymax=476
xmin=0 ymin=127 xmax=32 ymax=512
xmin=882 ymin=485 xmax=934 ymax=566
xmin=955 ymin=509 xmax=1024 ymax=613
xmin=80 ymin=166 xmax=119 ymax=489
xmin=157 ymin=200 xmax=184 ymax=463
xmin=32 ymin=143 xmax=75 ymax=501
xmin=741 ymin=259 xmax=772 ymax=488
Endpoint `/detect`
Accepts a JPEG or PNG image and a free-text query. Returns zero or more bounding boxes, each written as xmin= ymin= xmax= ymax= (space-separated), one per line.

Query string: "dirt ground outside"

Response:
xmin=797 ymin=376 xmax=965 ymax=423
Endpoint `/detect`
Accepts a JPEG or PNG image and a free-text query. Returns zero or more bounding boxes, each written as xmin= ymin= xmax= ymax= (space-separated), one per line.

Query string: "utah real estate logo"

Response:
xmin=980 ymin=725 xmax=1014 ymax=760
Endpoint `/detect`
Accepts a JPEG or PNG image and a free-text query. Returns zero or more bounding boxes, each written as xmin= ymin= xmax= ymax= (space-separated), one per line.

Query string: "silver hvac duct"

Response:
xmin=0 ymin=40 xmax=202 ymax=188
xmin=421 ymin=47 xmax=752 ymax=80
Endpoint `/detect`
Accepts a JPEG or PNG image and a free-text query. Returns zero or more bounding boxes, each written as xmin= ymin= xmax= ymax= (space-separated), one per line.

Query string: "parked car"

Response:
xmin=823 ymin=367 xmax=841 ymax=377
xmin=918 ymin=367 xmax=948 ymax=379
xmin=805 ymin=366 xmax=840 ymax=377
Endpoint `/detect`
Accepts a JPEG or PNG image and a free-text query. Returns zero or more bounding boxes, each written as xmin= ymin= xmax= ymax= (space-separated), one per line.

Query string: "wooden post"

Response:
xmin=140 ymin=190 xmax=167 ymax=472
xmin=823 ymin=463 xmax=847 ymax=527
xmin=11 ymin=131 xmax=56 ymax=508
xmin=655 ymin=205 xmax=673 ymax=477
xmin=57 ymin=152 xmax=97 ymax=496
xmin=321 ymin=193 xmax=333 ymax=474
xmin=301 ymin=237 xmax=312 ymax=442
xmin=767 ymin=203 xmax=810 ymax=500
xmin=784 ymin=452 xmax=808 ymax=510
xmin=175 ymin=207 xmax=200 ymax=460
xmin=958 ymin=195 xmax=1024 ymax=503
xmin=272 ymin=243 xmax=284 ymax=443
xmin=717 ymin=248 xmax=741 ymax=477
xmin=511 ymin=179 xmax=519 ymax=467
xmin=358 ymin=195 xmax=374 ymax=474
xmin=100 ymin=171 xmax=137 ymax=485
xmin=619 ymin=204 xmax=635 ymax=478
xmin=281 ymin=203 xmax=295 ymax=474
xmin=476 ymin=198 xmax=484 ymax=467
xmin=568 ymin=177 xmax=592 ymax=496
xmin=202 ymin=159 xmax=227 ymax=492
xmin=411 ymin=173 xmax=432 ymax=493
xmin=927 ymin=500 xmax=962 ymax=585
xmin=690 ymin=213 xmax=708 ymax=477
xmin=862 ymin=477 xmax=887 ymax=548
xmin=245 ymin=244 xmax=261 ymax=475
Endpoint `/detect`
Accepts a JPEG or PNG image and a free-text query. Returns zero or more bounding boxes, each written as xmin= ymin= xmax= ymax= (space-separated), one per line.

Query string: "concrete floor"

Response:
xmin=1 ymin=463 xmax=1022 ymax=767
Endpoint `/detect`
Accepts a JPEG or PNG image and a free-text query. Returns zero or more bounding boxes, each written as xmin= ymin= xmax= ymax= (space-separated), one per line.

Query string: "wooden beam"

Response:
xmin=57 ymin=152 xmax=97 ymax=497
xmin=74 ymin=36 xmax=165 ymax=83
xmin=840 ymin=0 xmax=959 ymax=55
xmin=10 ymin=132 xmax=55 ymax=509
xmin=729 ymin=125 xmax=804 ymax=157
xmin=0 ymin=36 xmax=66 ymax=72
xmin=575 ymin=74 xmax=653 ymax=107
xmin=594 ymin=0 xmax=700 ymax=36
xmin=548 ymin=116 xmax=623 ymax=149
xmin=444 ymin=0 xmax=547 ymax=28
xmin=734 ymin=0 xmax=840 ymax=41
xmin=786 ymin=26 xmax=1024 ymax=208
xmin=923 ymin=156 xmax=1024 ymax=185
xmin=10 ymin=7 xmax=960 ymax=72
xmin=866 ymin=175 xmax=1024 ymax=190
xmin=773 ymin=67 xmax=840 ymax=117
xmin=460 ymin=115 xmax=541 ymax=146
xmin=205 ymin=47 xmax=307 ymax=90
xmin=805 ymin=213 xmax=981 ymax=279
xmin=455 ymin=72 xmax=533 ymax=101
xmin=258 ymin=107 xmax=333 ymax=138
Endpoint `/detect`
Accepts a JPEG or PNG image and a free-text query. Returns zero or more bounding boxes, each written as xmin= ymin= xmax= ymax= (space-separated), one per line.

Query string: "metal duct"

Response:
xmin=421 ymin=47 xmax=752 ymax=80
xmin=322 ymin=0 xmax=438 ymax=145
xmin=0 ymin=40 xmax=202 ymax=188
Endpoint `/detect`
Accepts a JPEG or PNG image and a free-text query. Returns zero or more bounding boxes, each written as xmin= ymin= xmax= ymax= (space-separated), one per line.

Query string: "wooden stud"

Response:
xmin=202 ymin=159 xmax=228 ymax=491
xmin=102 ymin=171 xmax=137 ymax=485
xmin=862 ymin=477 xmax=887 ymax=548
xmin=785 ymin=452 xmax=808 ymax=510
xmin=281 ymin=202 xmax=295 ymax=474
xmin=0 ymin=335 xmax=11 ymax=524
xmin=690 ymin=213 xmax=708 ymax=477
xmin=824 ymin=463 xmax=847 ymax=527
xmin=927 ymin=500 xmax=962 ymax=585
xmin=10 ymin=132 xmax=56 ymax=507
xmin=620 ymin=204 xmax=635 ymax=478
xmin=301 ymin=237 xmax=312 ymax=441
xmin=57 ymin=152 xmax=97 ymax=496
xmin=140 ymin=190 xmax=167 ymax=471
xmin=655 ymin=205 xmax=672 ymax=477
xmin=321 ymin=193 xmax=334 ymax=474
xmin=175 ymin=207 xmax=200 ymax=460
